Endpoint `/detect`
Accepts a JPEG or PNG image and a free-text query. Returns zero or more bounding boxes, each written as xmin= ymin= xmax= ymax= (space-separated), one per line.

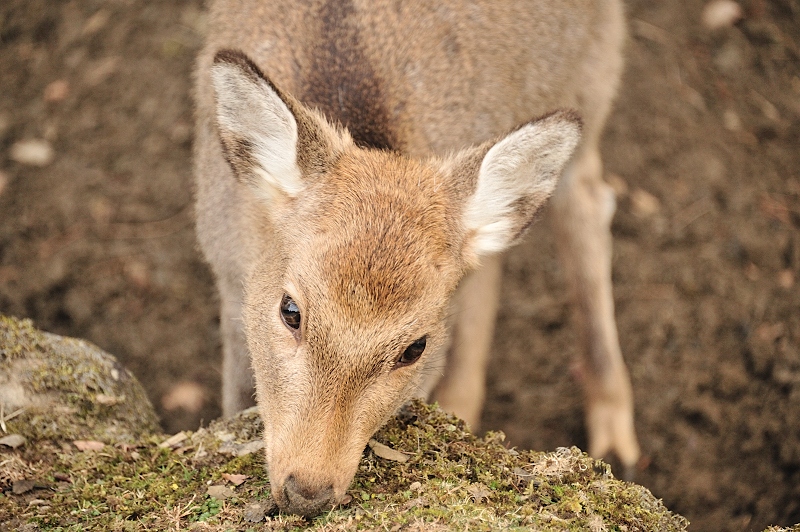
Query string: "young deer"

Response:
xmin=195 ymin=0 xmax=639 ymax=517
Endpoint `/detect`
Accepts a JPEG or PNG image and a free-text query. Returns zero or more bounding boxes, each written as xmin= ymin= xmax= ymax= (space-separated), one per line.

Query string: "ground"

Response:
xmin=0 ymin=0 xmax=798 ymax=531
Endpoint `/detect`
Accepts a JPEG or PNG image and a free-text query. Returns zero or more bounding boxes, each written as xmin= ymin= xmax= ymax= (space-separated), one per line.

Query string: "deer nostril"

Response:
xmin=281 ymin=474 xmax=335 ymax=517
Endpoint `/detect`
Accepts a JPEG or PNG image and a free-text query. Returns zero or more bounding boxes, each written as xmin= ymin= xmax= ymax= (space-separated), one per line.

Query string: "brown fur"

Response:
xmin=195 ymin=0 xmax=638 ymax=517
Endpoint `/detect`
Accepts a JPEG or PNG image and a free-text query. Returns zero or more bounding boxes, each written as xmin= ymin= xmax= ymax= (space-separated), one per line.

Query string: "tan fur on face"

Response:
xmin=240 ymin=146 xmax=467 ymax=510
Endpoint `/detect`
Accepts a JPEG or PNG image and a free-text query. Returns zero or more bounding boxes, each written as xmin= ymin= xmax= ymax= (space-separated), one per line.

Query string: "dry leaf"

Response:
xmin=466 ymin=482 xmax=492 ymax=504
xmin=0 ymin=434 xmax=26 ymax=449
xmin=73 ymin=440 xmax=105 ymax=451
xmin=368 ymin=439 xmax=409 ymax=462
xmin=95 ymin=393 xmax=120 ymax=406
xmin=221 ymin=473 xmax=248 ymax=486
xmin=159 ymin=431 xmax=188 ymax=448
xmin=207 ymin=484 xmax=235 ymax=500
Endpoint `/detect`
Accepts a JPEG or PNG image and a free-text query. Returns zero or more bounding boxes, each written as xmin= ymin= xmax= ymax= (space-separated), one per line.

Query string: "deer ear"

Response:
xmin=456 ymin=111 xmax=582 ymax=263
xmin=210 ymin=49 xmax=348 ymax=202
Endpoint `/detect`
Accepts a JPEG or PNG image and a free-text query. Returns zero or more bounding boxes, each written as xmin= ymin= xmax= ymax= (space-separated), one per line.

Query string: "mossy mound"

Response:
xmin=0 ymin=315 xmax=159 ymax=443
xmin=1 ymin=316 xmax=794 ymax=531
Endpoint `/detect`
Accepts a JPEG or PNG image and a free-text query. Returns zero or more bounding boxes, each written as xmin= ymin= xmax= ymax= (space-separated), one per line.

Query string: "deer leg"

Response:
xmin=431 ymin=253 xmax=503 ymax=430
xmin=551 ymin=146 xmax=640 ymax=471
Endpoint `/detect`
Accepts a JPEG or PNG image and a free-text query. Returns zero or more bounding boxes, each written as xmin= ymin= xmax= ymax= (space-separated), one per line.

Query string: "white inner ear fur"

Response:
xmin=463 ymin=115 xmax=582 ymax=257
xmin=211 ymin=62 xmax=303 ymax=200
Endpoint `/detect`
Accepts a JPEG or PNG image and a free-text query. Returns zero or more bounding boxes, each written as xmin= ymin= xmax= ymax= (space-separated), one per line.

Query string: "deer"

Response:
xmin=194 ymin=0 xmax=639 ymax=517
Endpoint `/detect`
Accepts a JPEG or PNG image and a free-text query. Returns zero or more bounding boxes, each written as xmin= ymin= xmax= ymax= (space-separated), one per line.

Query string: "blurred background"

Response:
xmin=1 ymin=0 xmax=798 ymax=530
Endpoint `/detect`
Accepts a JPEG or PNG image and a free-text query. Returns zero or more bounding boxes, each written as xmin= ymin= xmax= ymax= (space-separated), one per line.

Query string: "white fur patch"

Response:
xmin=463 ymin=114 xmax=582 ymax=257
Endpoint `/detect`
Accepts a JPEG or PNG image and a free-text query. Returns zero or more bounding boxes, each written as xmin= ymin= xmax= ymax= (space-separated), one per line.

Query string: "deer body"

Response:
xmin=195 ymin=0 xmax=638 ymax=517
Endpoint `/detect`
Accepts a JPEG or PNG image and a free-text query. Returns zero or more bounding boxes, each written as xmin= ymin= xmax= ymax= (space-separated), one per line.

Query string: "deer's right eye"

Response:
xmin=280 ymin=294 xmax=301 ymax=331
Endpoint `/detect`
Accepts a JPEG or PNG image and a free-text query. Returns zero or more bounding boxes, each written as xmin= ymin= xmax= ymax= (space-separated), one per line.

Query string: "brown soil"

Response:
xmin=1 ymin=1 xmax=798 ymax=531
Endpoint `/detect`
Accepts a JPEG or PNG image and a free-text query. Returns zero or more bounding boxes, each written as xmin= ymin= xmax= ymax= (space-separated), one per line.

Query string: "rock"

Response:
xmin=0 ymin=316 xmax=159 ymax=443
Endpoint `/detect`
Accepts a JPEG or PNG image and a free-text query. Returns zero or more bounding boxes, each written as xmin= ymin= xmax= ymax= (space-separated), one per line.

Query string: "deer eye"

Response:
xmin=279 ymin=294 xmax=301 ymax=331
xmin=395 ymin=336 xmax=426 ymax=368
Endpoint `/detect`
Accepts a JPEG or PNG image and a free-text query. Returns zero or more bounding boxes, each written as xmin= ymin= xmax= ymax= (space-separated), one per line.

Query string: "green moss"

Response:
xmin=1 ymin=316 xmax=791 ymax=531
xmin=1 ymin=398 xmax=691 ymax=531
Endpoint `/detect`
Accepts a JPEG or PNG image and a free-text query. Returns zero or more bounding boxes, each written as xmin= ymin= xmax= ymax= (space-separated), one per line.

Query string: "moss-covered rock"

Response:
xmin=0 ymin=317 xmax=794 ymax=530
xmin=0 ymin=315 xmax=159 ymax=443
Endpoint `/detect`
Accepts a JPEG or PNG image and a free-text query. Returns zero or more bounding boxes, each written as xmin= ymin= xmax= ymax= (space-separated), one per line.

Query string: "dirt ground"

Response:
xmin=0 ymin=0 xmax=798 ymax=530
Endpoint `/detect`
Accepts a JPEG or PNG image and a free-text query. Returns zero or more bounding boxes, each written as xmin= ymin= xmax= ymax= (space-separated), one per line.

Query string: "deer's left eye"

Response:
xmin=395 ymin=336 xmax=426 ymax=368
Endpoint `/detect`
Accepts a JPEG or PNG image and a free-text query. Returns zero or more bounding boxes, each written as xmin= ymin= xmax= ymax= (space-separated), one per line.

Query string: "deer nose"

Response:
xmin=280 ymin=474 xmax=335 ymax=517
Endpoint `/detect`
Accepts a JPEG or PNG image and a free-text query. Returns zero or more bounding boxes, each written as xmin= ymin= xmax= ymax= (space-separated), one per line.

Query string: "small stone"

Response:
xmin=702 ymin=0 xmax=743 ymax=31
xmin=235 ymin=440 xmax=265 ymax=457
xmin=9 ymin=139 xmax=54 ymax=167
xmin=0 ymin=170 xmax=8 ymax=197
xmin=43 ymin=80 xmax=69 ymax=102
xmin=206 ymin=485 xmax=235 ymax=500
xmin=745 ymin=263 xmax=760 ymax=281
xmin=12 ymin=480 xmax=37 ymax=495
xmin=214 ymin=431 xmax=235 ymax=443
xmin=631 ymin=188 xmax=661 ymax=217
xmin=88 ymin=197 xmax=115 ymax=224
xmin=243 ymin=498 xmax=277 ymax=522
xmin=0 ymin=434 xmax=26 ymax=449
xmin=777 ymin=269 xmax=794 ymax=289
xmin=723 ymin=109 xmax=742 ymax=131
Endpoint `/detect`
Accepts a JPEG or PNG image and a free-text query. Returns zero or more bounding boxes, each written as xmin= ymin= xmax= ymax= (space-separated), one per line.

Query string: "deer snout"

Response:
xmin=276 ymin=474 xmax=336 ymax=518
